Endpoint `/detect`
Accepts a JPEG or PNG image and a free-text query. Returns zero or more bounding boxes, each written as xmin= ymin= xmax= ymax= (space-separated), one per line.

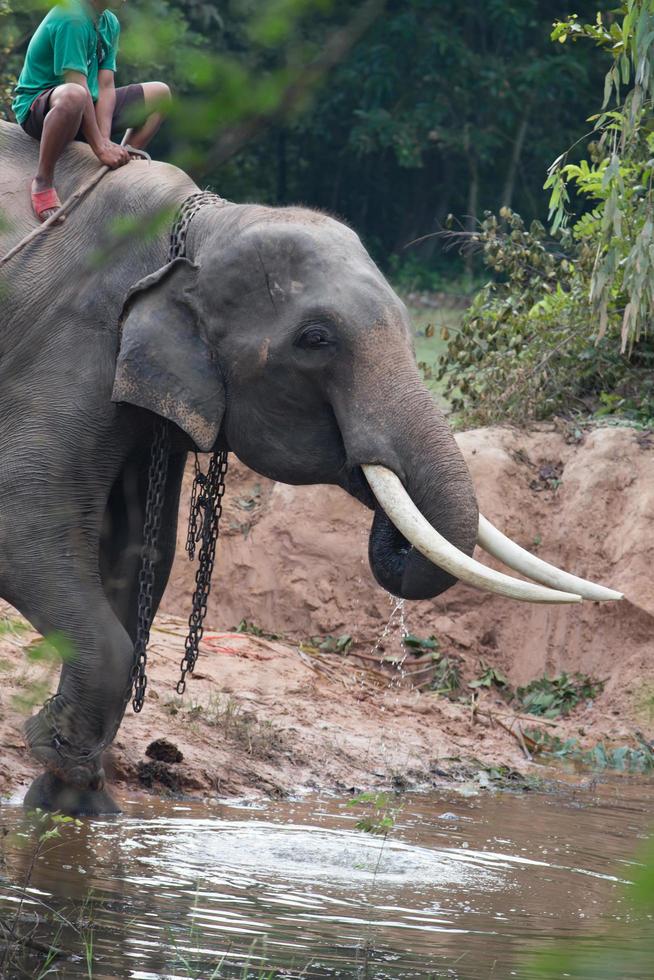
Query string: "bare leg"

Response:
xmin=126 ymin=82 xmax=172 ymax=150
xmin=32 ymin=83 xmax=87 ymax=221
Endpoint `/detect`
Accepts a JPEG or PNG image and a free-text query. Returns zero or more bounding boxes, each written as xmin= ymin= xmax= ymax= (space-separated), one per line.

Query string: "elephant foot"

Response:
xmin=24 ymin=772 xmax=121 ymax=817
xmin=25 ymin=699 xmax=112 ymax=810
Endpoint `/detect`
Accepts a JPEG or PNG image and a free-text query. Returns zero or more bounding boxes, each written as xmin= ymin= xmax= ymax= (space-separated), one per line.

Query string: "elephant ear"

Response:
xmin=112 ymin=257 xmax=224 ymax=452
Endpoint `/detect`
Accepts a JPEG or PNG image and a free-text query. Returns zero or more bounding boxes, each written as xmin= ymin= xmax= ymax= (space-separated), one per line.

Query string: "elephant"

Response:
xmin=0 ymin=120 xmax=621 ymax=815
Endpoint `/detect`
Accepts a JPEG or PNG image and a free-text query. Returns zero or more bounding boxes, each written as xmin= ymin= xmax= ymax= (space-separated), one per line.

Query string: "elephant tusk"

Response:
xmin=362 ymin=464 xmax=583 ymax=604
xmin=477 ymin=514 xmax=622 ymax=601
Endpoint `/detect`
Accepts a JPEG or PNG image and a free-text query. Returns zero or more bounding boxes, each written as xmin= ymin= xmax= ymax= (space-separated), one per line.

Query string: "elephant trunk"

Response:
xmin=333 ymin=357 xmax=479 ymax=601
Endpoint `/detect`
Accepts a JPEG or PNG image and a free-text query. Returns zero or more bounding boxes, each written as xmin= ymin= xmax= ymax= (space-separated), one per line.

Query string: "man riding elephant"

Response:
xmin=12 ymin=0 xmax=170 ymax=223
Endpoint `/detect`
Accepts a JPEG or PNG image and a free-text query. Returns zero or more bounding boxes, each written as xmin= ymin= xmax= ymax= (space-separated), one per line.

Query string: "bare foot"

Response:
xmin=31 ymin=176 xmax=65 ymax=223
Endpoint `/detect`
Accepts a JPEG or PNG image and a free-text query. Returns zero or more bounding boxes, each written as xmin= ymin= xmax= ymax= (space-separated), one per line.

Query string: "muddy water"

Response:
xmin=0 ymin=776 xmax=652 ymax=979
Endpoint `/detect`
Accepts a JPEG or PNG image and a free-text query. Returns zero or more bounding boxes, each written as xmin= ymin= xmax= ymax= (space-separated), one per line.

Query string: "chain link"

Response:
xmin=41 ymin=696 xmax=107 ymax=764
xmin=132 ymin=420 xmax=170 ymax=712
xmin=185 ymin=453 xmax=202 ymax=560
xmin=168 ymin=191 xmax=226 ymax=262
xmin=177 ymin=450 xmax=229 ymax=694
xmin=130 ymin=189 xmax=229 ymax=713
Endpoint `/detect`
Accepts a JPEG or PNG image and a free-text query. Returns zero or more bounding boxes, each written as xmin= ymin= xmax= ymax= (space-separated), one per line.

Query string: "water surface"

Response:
xmin=1 ymin=775 xmax=653 ymax=978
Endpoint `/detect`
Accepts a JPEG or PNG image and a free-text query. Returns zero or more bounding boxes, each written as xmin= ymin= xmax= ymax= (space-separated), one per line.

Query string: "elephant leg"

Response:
xmin=21 ymin=571 xmax=134 ymax=815
xmin=17 ymin=452 xmax=185 ymax=816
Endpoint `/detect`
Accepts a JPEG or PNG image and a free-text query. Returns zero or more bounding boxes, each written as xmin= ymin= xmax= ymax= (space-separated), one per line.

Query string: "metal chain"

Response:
xmin=38 ymin=419 xmax=172 ymax=757
xmin=41 ymin=696 xmax=107 ymax=764
xmin=168 ymin=191 xmax=226 ymax=262
xmin=129 ymin=189 xmax=229 ymax=713
xmin=177 ymin=450 xmax=229 ymax=694
xmin=185 ymin=453 xmax=202 ymax=560
xmin=132 ymin=420 xmax=170 ymax=712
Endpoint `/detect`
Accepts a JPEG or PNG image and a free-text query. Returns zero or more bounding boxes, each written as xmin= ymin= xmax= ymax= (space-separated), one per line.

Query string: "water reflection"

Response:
xmin=0 ymin=777 xmax=653 ymax=978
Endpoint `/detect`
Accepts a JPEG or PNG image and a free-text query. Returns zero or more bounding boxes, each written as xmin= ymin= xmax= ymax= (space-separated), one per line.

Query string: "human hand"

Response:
xmin=95 ymin=139 xmax=131 ymax=169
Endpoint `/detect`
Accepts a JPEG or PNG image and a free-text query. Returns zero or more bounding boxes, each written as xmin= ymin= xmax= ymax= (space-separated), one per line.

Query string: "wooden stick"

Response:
xmin=486 ymin=706 xmax=559 ymax=729
xmin=473 ymin=702 xmax=560 ymax=729
xmin=0 ymin=131 xmax=131 ymax=270
xmin=515 ymin=723 xmax=533 ymax=761
xmin=492 ymin=715 xmax=533 ymax=760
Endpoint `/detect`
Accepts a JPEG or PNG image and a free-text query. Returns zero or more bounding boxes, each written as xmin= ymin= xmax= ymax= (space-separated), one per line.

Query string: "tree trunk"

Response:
xmin=501 ymin=108 xmax=531 ymax=210
xmin=464 ymin=132 xmax=479 ymax=278
xmin=421 ymin=153 xmax=450 ymax=260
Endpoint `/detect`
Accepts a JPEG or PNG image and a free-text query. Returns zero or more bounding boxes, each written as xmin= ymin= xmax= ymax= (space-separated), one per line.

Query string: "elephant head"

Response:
xmin=113 ymin=202 xmax=621 ymax=605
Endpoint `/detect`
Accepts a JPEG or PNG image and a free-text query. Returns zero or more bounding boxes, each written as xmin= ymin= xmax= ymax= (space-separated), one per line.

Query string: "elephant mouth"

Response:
xmin=341 ymin=465 xmax=456 ymax=600
xmin=368 ymin=503 xmax=448 ymax=600
xmin=339 ymin=465 xmax=623 ymax=605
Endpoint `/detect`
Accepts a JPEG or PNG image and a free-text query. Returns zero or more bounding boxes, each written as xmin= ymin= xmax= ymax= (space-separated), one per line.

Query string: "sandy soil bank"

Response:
xmin=0 ymin=424 xmax=652 ymax=803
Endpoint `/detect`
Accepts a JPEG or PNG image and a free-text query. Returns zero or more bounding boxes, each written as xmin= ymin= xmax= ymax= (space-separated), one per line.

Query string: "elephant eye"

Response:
xmin=296 ymin=325 xmax=334 ymax=350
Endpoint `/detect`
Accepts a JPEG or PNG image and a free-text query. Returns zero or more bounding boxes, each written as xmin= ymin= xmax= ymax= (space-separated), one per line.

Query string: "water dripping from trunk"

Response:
xmin=367 ymin=595 xmax=409 ymax=688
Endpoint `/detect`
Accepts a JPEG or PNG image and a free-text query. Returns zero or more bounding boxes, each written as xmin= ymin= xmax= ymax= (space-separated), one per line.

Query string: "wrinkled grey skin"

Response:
xmin=0 ymin=121 xmax=478 ymax=815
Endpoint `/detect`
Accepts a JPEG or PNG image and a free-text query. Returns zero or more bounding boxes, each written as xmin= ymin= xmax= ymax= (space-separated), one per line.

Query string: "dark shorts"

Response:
xmin=21 ymin=83 xmax=145 ymax=142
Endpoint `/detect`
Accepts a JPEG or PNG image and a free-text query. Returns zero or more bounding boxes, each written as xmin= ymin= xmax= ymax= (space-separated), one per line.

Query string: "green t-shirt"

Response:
xmin=12 ymin=1 xmax=120 ymax=125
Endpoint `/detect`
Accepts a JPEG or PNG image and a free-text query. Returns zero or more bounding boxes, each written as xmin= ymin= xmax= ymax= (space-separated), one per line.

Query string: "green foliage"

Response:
xmin=0 ymin=1 xmax=48 ymax=118
xmin=516 ymin=672 xmax=604 ymax=718
xmin=402 ymin=632 xmax=439 ymax=652
xmin=469 ymin=662 xmax=510 ymax=690
xmin=0 ymin=809 xmax=83 ymax=978
xmin=167 ymin=916 xmax=294 ymax=979
xmin=347 ymin=790 xmax=399 ymax=835
xmin=0 ymin=615 xmax=29 ymax=638
xmin=25 ymin=807 xmax=82 ymax=840
xmin=400 ymin=633 xmax=461 ymax=695
xmin=25 ymin=631 xmax=74 ymax=665
xmin=526 ymin=727 xmax=654 ymax=771
xmin=309 ymin=632 xmax=352 ymax=653
xmin=0 ymin=617 xmax=76 ymax=715
xmin=466 ymin=664 xmax=603 ymax=718
xmin=389 ymin=253 xmax=480 ymax=294
xmin=188 ymin=692 xmax=287 ymax=759
xmin=549 ymin=2 xmax=654 ymax=352
xmin=7 ymin=628 xmax=76 ymax=715
xmin=233 ymin=618 xmax=280 ymax=641
xmin=429 ymin=655 xmax=461 ymax=696
xmin=313 ymin=0 xmax=609 ymax=264
xmin=440 ymin=1 xmax=654 ymax=424
xmin=438 ymin=208 xmax=650 ymax=424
